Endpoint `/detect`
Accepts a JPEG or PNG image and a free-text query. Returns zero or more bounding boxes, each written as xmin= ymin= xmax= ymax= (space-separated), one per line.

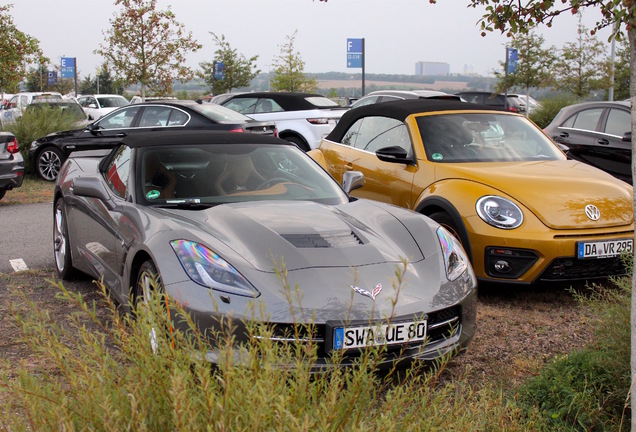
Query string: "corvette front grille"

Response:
xmin=252 ymin=305 xmax=461 ymax=359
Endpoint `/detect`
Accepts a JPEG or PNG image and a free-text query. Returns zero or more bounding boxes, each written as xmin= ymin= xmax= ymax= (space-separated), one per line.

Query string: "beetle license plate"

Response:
xmin=333 ymin=320 xmax=427 ymax=350
xmin=577 ymin=238 xmax=633 ymax=259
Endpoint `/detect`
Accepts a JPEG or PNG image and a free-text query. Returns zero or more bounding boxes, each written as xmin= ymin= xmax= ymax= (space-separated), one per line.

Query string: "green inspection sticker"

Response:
xmin=146 ymin=190 xmax=160 ymax=200
xmin=432 ymin=153 xmax=443 ymax=161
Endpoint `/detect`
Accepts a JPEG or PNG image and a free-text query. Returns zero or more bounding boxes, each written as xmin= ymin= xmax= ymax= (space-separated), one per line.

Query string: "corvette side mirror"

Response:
xmin=342 ymin=170 xmax=365 ymax=194
xmin=72 ymin=176 xmax=117 ymax=210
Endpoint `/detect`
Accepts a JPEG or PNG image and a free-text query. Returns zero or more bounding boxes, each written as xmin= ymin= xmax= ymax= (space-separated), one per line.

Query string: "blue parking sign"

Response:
xmin=347 ymin=38 xmax=363 ymax=69
xmin=61 ymin=57 xmax=75 ymax=79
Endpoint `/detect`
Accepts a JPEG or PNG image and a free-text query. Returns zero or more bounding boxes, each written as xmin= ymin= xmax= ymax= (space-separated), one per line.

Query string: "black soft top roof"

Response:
xmin=225 ymin=92 xmax=340 ymax=111
xmin=327 ymin=99 xmax=500 ymax=141
xmin=121 ymin=130 xmax=292 ymax=149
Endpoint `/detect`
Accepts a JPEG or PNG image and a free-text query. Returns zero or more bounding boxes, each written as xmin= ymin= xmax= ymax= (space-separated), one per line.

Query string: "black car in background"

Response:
xmin=544 ymin=101 xmax=631 ymax=184
xmin=455 ymin=91 xmax=526 ymax=114
xmin=29 ymin=100 xmax=278 ymax=181
xmin=0 ymin=131 xmax=24 ymax=201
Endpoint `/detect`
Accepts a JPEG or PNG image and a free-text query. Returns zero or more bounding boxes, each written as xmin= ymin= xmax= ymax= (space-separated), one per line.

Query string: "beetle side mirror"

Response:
xmin=622 ymin=131 xmax=631 ymax=142
xmin=375 ymin=146 xmax=413 ymax=164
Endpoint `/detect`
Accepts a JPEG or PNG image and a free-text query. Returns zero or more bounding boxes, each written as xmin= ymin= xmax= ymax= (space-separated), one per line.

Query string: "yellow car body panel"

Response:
xmin=314 ymin=102 xmax=634 ymax=284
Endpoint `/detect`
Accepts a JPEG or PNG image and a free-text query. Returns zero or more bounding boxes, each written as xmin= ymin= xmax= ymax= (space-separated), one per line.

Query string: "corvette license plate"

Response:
xmin=333 ymin=320 xmax=427 ymax=350
xmin=577 ymin=238 xmax=633 ymax=259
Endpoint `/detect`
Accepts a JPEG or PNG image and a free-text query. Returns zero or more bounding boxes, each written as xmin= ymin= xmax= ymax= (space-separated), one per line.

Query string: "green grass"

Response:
xmin=0 ymin=176 xmax=54 ymax=206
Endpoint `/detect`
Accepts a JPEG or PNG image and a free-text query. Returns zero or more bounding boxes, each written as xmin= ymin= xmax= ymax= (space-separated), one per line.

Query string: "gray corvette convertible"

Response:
xmin=53 ymin=130 xmax=477 ymax=370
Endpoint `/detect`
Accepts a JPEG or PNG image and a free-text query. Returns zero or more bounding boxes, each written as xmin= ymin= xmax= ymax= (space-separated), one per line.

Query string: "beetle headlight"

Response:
xmin=476 ymin=195 xmax=523 ymax=229
xmin=436 ymin=227 xmax=469 ymax=281
xmin=170 ymin=240 xmax=259 ymax=298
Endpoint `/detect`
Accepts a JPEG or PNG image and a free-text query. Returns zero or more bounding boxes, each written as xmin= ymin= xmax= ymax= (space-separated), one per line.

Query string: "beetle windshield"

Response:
xmin=416 ymin=113 xmax=565 ymax=162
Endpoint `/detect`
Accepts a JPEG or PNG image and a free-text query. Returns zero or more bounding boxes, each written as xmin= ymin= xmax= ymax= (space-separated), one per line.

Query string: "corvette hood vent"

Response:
xmin=282 ymin=231 xmax=364 ymax=248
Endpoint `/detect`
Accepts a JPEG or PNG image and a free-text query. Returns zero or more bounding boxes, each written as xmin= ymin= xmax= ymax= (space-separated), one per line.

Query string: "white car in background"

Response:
xmin=76 ymin=94 xmax=129 ymax=121
xmin=216 ymin=92 xmax=347 ymax=151
xmin=517 ymin=94 xmax=542 ymax=114
xmin=1 ymin=92 xmax=63 ymax=125
xmin=350 ymin=90 xmax=464 ymax=109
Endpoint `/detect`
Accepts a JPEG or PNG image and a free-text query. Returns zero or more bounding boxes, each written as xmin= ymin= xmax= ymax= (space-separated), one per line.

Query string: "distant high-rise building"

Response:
xmin=463 ymin=64 xmax=475 ymax=75
xmin=415 ymin=61 xmax=450 ymax=76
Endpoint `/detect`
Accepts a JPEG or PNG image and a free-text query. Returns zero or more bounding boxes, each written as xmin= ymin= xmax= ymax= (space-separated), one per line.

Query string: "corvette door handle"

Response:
xmin=116 ymin=133 xmax=127 ymax=138
xmin=596 ymin=138 xmax=609 ymax=145
xmin=558 ymin=132 xmax=569 ymax=138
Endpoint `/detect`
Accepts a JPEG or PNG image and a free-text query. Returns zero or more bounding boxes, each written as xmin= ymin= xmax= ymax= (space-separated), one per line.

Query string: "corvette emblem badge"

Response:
xmin=584 ymin=204 xmax=600 ymax=221
xmin=351 ymin=283 xmax=383 ymax=301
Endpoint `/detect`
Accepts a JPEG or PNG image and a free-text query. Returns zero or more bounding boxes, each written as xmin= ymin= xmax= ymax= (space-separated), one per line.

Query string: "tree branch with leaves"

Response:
xmin=270 ymin=31 xmax=317 ymax=93
xmin=0 ymin=4 xmax=46 ymax=95
xmin=95 ymin=0 xmax=201 ymax=100
xmin=198 ymin=33 xmax=260 ymax=95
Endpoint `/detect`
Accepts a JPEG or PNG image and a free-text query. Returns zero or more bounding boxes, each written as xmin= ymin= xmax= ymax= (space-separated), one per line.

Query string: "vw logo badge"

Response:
xmin=585 ymin=204 xmax=600 ymax=221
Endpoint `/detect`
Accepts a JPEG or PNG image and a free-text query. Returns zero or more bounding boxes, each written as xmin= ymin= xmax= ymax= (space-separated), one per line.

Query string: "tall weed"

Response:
xmin=0 ymin=276 xmax=533 ymax=431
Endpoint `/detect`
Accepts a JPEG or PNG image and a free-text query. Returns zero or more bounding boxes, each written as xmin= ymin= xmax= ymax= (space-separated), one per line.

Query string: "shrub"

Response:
xmin=515 ymin=262 xmax=632 ymax=431
xmin=529 ymin=95 xmax=578 ymax=129
xmin=1 ymin=107 xmax=83 ymax=174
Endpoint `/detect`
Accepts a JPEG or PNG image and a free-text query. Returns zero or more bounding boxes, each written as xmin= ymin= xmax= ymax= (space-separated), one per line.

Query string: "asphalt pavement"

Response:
xmin=0 ymin=202 xmax=53 ymax=274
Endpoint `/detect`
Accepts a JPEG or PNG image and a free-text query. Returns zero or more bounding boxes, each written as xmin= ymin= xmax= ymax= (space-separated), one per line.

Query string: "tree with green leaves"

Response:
xmin=198 ymin=33 xmax=260 ymax=95
xmin=24 ymin=65 xmax=49 ymax=93
xmin=270 ymin=31 xmax=317 ymax=93
xmin=0 ymin=4 xmax=46 ymax=96
xmin=79 ymin=64 xmax=126 ymax=95
xmin=553 ymin=15 xmax=608 ymax=98
xmin=494 ymin=30 xmax=555 ymax=100
xmin=451 ymin=1 xmax=636 ymax=428
xmin=95 ymin=0 xmax=201 ymax=101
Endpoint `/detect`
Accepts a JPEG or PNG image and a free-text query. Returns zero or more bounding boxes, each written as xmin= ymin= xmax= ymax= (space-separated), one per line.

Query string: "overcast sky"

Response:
xmin=5 ymin=0 xmax=615 ymax=78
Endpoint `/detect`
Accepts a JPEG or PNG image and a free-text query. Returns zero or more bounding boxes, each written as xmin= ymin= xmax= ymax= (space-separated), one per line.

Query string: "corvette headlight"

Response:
xmin=476 ymin=195 xmax=523 ymax=229
xmin=170 ymin=240 xmax=259 ymax=298
xmin=436 ymin=227 xmax=469 ymax=281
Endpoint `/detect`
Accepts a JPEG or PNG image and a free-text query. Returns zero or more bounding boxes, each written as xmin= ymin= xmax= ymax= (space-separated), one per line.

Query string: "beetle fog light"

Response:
xmin=494 ymin=260 xmax=511 ymax=273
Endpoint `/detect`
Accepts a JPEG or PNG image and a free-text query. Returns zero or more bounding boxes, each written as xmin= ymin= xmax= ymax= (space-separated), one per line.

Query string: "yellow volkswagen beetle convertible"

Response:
xmin=310 ymin=99 xmax=634 ymax=285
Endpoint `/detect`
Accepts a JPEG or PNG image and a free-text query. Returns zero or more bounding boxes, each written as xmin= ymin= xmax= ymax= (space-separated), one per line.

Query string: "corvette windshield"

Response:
xmin=139 ymin=144 xmax=349 ymax=206
xmin=416 ymin=113 xmax=565 ymax=162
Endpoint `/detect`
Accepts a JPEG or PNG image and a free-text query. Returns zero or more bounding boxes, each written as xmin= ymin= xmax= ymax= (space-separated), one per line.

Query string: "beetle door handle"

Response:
xmin=344 ymin=163 xmax=353 ymax=171
xmin=596 ymin=138 xmax=609 ymax=145
xmin=116 ymin=133 xmax=127 ymax=138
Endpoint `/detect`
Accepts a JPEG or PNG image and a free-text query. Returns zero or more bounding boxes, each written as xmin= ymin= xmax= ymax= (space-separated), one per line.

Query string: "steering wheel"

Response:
xmin=256 ymin=177 xmax=289 ymax=190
